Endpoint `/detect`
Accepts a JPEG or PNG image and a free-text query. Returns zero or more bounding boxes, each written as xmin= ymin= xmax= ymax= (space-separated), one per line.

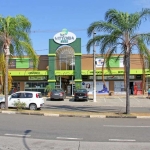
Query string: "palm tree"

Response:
xmin=0 ymin=15 xmax=38 ymax=109
xmin=87 ymin=8 xmax=150 ymax=114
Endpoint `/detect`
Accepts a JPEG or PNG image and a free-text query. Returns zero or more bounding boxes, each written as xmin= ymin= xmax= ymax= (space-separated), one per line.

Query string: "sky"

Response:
xmin=1 ymin=0 xmax=150 ymax=55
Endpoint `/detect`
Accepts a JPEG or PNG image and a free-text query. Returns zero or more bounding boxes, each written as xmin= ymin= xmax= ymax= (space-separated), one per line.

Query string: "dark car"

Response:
xmin=74 ymin=89 xmax=88 ymax=101
xmin=50 ymin=89 xmax=66 ymax=100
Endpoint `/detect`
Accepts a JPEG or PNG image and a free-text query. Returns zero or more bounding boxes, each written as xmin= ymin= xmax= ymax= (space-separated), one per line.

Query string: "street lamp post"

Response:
xmin=71 ymin=55 xmax=74 ymax=96
xmin=4 ymin=44 xmax=10 ymax=109
xmin=93 ymin=31 xmax=96 ymax=102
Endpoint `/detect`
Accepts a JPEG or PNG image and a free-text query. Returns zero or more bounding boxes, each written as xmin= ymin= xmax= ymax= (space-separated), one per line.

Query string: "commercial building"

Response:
xmin=0 ymin=29 xmax=149 ymax=96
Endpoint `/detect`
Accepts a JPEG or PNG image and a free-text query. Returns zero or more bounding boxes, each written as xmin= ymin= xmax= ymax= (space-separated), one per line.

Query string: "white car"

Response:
xmin=0 ymin=91 xmax=44 ymax=110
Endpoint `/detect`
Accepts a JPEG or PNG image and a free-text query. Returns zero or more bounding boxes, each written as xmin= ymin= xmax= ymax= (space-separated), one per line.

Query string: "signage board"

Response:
xmin=96 ymin=57 xmax=124 ymax=68
xmin=28 ymin=76 xmax=47 ymax=80
xmin=82 ymin=81 xmax=109 ymax=94
xmin=53 ymin=29 xmax=76 ymax=44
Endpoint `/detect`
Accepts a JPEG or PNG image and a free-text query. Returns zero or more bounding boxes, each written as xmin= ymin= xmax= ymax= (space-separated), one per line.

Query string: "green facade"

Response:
xmin=48 ymin=38 xmax=82 ymax=89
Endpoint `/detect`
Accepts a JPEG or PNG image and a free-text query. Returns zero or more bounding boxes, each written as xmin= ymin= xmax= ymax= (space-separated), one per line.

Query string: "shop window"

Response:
xmin=29 ymin=60 xmax=34 ymax=68
xmin=24 ymin=82 xmax=48 ymax=96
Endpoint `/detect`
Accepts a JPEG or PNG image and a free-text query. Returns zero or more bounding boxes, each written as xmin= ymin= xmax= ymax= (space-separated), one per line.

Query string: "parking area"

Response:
xmin=44 ymin=95 xmax=150 ymax=107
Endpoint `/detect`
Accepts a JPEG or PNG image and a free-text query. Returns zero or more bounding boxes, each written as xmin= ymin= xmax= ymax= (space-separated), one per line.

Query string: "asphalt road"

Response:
xmin=0 ymin=114 xmax=150 ymax=149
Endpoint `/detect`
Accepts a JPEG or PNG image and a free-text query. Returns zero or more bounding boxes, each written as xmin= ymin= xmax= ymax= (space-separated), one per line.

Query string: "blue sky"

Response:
xmin=1 ymin=0 xmax=150 ymax=55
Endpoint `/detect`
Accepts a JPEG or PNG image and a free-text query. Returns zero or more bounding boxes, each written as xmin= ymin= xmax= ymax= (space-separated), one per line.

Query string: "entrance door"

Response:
xmin=130 ymin=82 xmax=134 ymax=95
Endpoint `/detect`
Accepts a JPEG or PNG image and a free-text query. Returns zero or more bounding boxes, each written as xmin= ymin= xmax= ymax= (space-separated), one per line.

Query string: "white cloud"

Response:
xmin=133 ymin=0 xmax=150 ymax=8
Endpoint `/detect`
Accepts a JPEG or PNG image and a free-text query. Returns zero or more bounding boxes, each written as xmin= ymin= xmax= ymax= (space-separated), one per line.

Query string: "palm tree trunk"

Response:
xmin=123 ymin=56 xmax=126 ymax=90
xmin=5 ymin=54 xmax=9 ymax=109
xmin=3 ymin=44 xmax=10 ymax=110
xmin=126 ymin=51 xmax=130 ymax=114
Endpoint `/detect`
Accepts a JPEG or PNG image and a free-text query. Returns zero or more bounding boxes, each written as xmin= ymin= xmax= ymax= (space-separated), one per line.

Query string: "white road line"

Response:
xmin=118 ymin=97 xmax=123 ymax=102
xmin=104 ymin=125 xmax=150 ymax=128
xmin=104 ymin=98 xmax=106 ymax=102
xmin=132 ymin=97 xmax=140 ymax=102
xmin=5 ymin=134 xmax=31 ymax=137
xmin=57 ymin=137 xmax=83 ymax=140
xmin=109 ymin=139 xmax=136 ymax=142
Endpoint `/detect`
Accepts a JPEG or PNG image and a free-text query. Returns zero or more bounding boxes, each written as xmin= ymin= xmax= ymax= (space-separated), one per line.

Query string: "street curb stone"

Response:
xmin=137 ymin=116 xmax=150 ymax=118
xmin=1 ymin=110 xmax=150 ymax=118
xmin=29 ymin=112 xmax=44 ymax=116
xmin=16 ymin=112 xmax=30 ymax=115
xmin=106 ymin=116 xmax=137 ymax=118
xmin=44 ymin=113 xmax=59 ymax=117
xmin=1 ymin=111 xmax=16 ymax=114
xmin=90 ymin=115 xmax=106 ymax=118
xmin=59 ymin=114 xmax=90 ymax=118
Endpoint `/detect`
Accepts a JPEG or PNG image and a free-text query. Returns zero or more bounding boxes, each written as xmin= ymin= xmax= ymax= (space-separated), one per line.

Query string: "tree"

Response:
xmin=87 ymin=8 xmax=150 ymax=114
xmin=44 ymin=85 xmax=53 ymax=96
xmin=0 ymin=53 xmax=13 ymax=94
xmin=0 ymin=15 xmax=38 ymax=109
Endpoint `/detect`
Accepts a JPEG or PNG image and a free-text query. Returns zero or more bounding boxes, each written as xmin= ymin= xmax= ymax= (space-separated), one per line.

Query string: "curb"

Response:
xmin=1 ymin=110 xmax=150 ymax=118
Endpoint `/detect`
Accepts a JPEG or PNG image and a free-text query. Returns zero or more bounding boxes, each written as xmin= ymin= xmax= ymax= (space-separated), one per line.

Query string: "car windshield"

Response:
xmin=52 ymin=89 xmax=63 ymax=93
xmin=76 ymin=89 xmax=87 ymax=92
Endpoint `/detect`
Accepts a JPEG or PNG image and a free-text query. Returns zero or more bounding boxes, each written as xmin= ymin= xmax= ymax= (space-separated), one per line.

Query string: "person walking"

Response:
xmin=148 ymin=87 xmax=150 ymax=99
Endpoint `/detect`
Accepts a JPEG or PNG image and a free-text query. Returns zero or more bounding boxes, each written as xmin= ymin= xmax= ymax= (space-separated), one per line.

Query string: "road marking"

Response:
xmin=132 ymin=97 xmax=140 ymax=102
xmin=5 ymin=134 xmax=31 ymax=137
xmin=104 ymin=98 xmax=106 ymax=102
xmin=104 ymin=125 xmax=150 ymax=128
xmin=57 ymin=137 xmax=83 ymax=140
xmin=109 ymin=139 xmax=136 ymax=142
xmin=118 ymin=97 xmax=123 ymax=102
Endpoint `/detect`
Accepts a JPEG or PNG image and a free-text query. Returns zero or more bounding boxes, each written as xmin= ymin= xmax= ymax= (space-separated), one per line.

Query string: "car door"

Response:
xmin=19 ymin=92 xmax=32 ymax=108
xmin=8 ymin=92 xmax=21 ymax=107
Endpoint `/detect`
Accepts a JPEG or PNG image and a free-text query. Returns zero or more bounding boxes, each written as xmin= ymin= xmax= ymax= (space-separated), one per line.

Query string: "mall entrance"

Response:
xmin=55 ymin=45 xmax=75 ymax=96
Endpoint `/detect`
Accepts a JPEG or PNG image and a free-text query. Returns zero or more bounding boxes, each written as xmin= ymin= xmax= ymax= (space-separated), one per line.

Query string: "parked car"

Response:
xmin=74 ymin=89 xmax=88 ymax=101
xmin=0 ymin=91 xmax=44 ymax=110
xmin=50 ymin=89 xmax=66 ymax=100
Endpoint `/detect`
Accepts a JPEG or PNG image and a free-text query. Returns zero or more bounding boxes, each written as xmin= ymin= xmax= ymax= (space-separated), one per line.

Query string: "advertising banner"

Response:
xmin=134 ymin=81 xmax=142 ymax=95
xmin=82 ymin=81 xmax=109 ymax=94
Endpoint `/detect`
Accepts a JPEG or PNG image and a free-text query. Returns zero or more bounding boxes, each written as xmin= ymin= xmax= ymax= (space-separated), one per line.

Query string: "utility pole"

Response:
xmin=93 ymin=31 xmax=96 ymax=102
xmin=72 ymin=55 xmax=74 ymax=96
xmin=4 ymin=44 xmax=10 ymax=109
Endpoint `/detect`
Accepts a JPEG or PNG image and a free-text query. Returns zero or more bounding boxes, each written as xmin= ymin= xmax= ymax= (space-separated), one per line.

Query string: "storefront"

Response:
xmin=9 ymin=71 xmax=48 ymax=95
xmin=0 ymin=29 xmax=148 ymax=96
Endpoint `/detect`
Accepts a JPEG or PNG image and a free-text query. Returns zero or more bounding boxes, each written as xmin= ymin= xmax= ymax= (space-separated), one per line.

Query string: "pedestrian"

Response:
xmin=148 ymin=87 xmax=150 ymax=99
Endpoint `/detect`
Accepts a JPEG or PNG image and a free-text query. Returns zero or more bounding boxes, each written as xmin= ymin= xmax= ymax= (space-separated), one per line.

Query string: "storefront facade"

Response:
xmin=0 ymin=29 xmax=149 ymax=96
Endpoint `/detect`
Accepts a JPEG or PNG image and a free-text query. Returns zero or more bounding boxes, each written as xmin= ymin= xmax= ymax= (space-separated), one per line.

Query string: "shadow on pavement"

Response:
xmin=43 ymin=104 xmax=124 ymax=113
xmin=23 ymin=130 xmax=32 ymax=150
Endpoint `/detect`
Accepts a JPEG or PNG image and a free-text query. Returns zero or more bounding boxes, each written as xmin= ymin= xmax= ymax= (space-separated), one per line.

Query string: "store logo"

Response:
xmin=53 ymin=29 xmax=76 ymax=44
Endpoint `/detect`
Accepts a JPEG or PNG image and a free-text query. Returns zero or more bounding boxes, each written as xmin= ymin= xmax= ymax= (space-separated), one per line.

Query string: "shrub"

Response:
xmin=13 ymin=101 xmax=26 ymax=110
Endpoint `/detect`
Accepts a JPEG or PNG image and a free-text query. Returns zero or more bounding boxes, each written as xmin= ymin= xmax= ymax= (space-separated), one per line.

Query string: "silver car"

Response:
xmin=50 ymin=89 xmax=66 ymax=100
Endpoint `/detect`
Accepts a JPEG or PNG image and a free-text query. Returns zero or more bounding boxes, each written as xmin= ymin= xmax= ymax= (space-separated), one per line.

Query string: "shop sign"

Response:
xmin=135 ymin=75 xmax=142 ymax=79
xmin=95 ymin=57 xmax=124 ymax=68
xmin=9 ymin=71 xmax=47 ymax=76
xmin=28 ymin=72 xmax=40 ymax=75
xmin=28 ymin=76 xmax=47 ymax=80
xmin=53 ymin=29 xmax=76 ymax=44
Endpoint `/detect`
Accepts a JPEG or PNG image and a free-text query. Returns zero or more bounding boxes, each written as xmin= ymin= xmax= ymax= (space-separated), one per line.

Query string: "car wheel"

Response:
xmin=0 ymin=103 xmax=5 ymax=109
xmin=29 ymin=104 xmax=37 ymax=110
